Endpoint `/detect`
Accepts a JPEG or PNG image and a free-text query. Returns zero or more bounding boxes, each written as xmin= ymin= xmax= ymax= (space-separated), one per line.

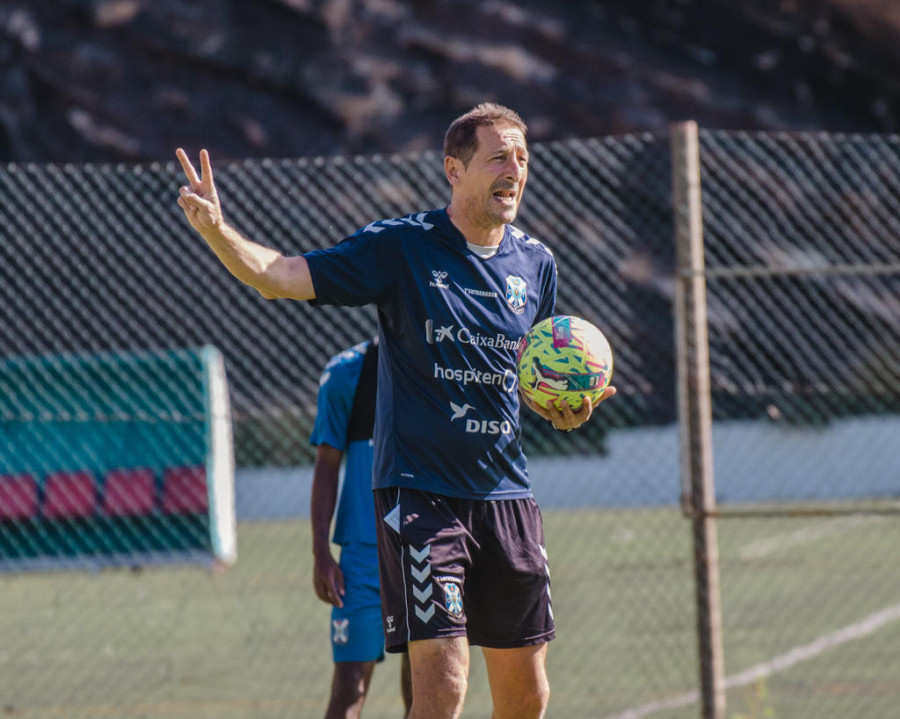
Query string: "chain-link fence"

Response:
xmin=0 ymin=128 xmax=897 ymax=718
xmin=687 ymin=129 xmax=900 ymax=719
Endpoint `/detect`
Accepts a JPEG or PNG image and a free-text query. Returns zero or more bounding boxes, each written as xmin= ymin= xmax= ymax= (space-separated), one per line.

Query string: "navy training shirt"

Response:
xmin=305 ymin=208 xmax=557 ymax=500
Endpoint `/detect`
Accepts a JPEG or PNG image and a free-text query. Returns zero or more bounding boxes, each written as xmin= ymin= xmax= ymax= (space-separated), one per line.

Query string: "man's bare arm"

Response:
xmin=175 ymin=148 xmax=315 ymax=300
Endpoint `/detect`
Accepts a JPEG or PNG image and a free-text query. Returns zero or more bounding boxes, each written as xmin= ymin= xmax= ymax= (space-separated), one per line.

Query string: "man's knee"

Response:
xmin=328 ymin=661 xmax=375 ymax=714
xmin=483 ymin=643 xmax=551 ymax=719
xmin=408 ymin=637 xmax=469 ymax=718
xmin=432 ymin=661 xmax=468 ymax=708
xmin=494 ymin=676 xmax=549 ymax=719
xmin=329 ymin=677 xmax=366 ymax=705
xmin=520 ymin=680 xmax=551 ymax=718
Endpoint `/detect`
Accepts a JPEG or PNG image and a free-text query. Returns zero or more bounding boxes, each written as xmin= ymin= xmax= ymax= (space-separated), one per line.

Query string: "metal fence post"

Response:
xmin=671 ymin=121 xmax=726 ymax=719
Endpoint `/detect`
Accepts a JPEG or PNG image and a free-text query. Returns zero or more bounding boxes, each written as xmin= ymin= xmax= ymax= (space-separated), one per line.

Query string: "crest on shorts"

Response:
xmin=332 ymin=618 xmax=349 ymax=645
xmin=505 ymin=276 xmax=527 ymax=314
xmin=443 ymin=581 xmax=463 ymax=618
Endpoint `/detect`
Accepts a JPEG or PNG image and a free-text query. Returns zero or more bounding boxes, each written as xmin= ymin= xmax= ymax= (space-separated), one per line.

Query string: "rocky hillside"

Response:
xmin=1 ymin=0 xmax=898 ymax=162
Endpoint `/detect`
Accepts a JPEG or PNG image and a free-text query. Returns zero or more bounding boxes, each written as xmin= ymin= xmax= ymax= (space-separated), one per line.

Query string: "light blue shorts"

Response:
xmin=331 ymin=543 xmax=385 ymax=663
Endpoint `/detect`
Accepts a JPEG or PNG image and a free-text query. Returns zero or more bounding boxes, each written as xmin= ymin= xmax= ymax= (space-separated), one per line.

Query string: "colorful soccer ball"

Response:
xmin=516 ymin=315 xmax=614 ymax=411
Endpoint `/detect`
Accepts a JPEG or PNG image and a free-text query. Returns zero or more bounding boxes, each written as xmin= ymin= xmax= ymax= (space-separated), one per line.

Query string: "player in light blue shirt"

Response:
xmin=310 ymin=339 xmax=411 ymax=718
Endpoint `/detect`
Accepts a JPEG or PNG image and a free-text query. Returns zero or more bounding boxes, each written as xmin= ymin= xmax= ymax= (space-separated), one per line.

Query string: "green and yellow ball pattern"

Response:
xmin=516 ymin=315 xmax=613 ymax=411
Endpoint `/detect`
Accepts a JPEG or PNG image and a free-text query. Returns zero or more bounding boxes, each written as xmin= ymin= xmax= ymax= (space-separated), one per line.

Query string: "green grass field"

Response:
xmin=0 ymin=507 xmax=898 ymax=719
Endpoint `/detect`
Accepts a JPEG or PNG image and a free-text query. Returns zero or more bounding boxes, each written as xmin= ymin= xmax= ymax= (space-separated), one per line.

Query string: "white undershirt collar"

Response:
xmin=466 ymin=242 xmax=499 ymax=259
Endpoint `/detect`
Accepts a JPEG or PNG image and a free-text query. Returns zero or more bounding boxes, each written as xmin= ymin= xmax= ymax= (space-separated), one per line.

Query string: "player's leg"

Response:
xmin=324 ymin=660 xmax=377 ymax=719
xmin=481 ymin=643 xmax=550 ymax=719
xmin=374 ymin=489 xmax=477 ymax=719
xmin=325 ymin=543 xmax=386 ymax=718
xmin=407 ymin=636 xmax=469 ymax=719
xmin=465 ymin=497 xmax=555 ymax=719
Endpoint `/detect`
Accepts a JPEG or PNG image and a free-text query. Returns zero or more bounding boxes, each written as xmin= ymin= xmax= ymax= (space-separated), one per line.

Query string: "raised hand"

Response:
xmin=176 ymin=148 xmax=223 ymax=234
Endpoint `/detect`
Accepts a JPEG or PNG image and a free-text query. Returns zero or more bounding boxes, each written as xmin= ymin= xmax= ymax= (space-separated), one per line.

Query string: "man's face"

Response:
xmin=452 ymin=124 xmax=529 ymax=229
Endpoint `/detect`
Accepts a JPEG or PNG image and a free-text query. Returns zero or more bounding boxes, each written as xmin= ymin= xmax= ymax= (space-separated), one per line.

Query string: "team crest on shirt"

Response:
xmin=332 ymin=618 xmax=349 ymax=645
xmin=505 ymin=276 xmax=527 ymax=314
xmin=442 ymin=581 xmax=464 ymax=618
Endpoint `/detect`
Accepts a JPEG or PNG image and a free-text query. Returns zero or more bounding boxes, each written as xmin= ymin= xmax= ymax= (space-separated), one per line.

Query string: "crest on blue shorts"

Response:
xmin=443 ymin=582 xmax=463 ymax=618
xmin=332 ymin=618 xmax=349 ymax=645
xmin=505 ymin=276 xmax=527 ymax=314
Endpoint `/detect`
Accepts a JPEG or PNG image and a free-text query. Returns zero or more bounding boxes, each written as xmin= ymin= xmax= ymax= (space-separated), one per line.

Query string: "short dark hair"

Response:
xmin=443 ymin=103 xmax=527 ymax=167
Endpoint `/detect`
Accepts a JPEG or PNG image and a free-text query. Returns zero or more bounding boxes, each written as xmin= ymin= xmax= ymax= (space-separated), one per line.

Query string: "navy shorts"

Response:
xmin=374 ymin=488 xmax=555 ymax=653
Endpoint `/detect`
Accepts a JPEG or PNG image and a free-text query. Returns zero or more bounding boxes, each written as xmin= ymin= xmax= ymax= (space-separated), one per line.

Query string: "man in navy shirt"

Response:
xmin=311 ymin=339 xmax=412 ymax=718
xmin=176 ymin=103 xmax=615 ymax=719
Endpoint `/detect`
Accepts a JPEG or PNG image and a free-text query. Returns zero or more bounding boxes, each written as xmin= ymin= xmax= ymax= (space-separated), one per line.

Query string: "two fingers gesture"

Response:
xmin=176 ymin=148 xmax=222 ymax=233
